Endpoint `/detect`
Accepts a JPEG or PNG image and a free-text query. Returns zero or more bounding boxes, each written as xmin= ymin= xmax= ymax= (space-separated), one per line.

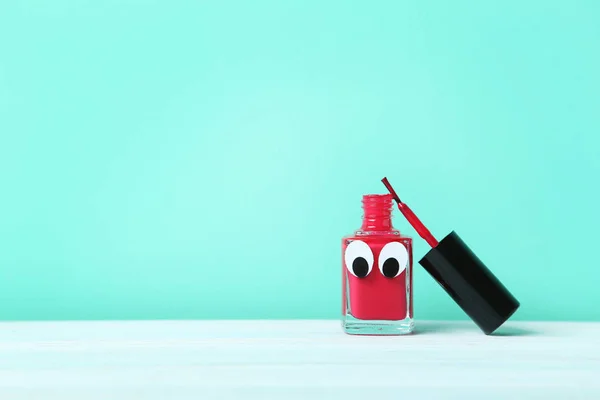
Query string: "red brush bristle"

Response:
xmin=381 ymin=177 xmax=439 ymax=248
xmin=381 ymin=177 xmax=401 ymax=203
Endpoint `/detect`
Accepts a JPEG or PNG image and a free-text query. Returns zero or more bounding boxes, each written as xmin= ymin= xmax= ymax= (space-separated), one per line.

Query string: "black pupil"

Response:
xmin=352 ymin=257 xmax=369 ymax=278
xmin=382 ymin=258 xmax=400 ymax=278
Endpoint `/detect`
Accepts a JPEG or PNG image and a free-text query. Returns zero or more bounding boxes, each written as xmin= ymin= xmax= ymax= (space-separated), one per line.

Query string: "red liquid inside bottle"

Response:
xmin=341 ymin=194 xmax=414 ymax=335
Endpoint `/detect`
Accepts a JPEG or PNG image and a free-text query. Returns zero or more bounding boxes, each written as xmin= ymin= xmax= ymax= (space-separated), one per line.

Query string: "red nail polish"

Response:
xmin=342 ymin=194 xmax=414 ymax=335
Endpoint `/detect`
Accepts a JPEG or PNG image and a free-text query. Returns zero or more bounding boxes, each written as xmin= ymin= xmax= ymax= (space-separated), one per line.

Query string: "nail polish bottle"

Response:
xmin=342 ymin=194 xmax=414 ymax=335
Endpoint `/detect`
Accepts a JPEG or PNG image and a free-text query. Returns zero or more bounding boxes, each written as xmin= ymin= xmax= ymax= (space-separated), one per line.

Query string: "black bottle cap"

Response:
xmin=419 ymin=231 xmax=520 ymax=335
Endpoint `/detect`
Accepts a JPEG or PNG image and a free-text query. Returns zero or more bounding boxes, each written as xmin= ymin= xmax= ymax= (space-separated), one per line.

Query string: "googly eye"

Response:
xmin=344 ymin=240 xmax=374 ymax=278
xmin=378 ymin=242 xmax=408 ymax=278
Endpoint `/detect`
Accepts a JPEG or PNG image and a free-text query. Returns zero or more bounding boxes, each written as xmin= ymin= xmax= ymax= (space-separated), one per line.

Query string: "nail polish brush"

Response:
xmin=381 ymin=177 xmax=520 ymax=335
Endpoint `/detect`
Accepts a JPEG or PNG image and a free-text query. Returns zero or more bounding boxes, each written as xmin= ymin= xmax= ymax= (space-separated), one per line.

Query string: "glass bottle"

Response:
xmin=342 ymin=194 xmax=414 ymax=335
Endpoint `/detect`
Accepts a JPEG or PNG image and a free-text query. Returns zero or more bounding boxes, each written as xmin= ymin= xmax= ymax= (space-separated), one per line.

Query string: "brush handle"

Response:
xmin=397 ymin=203 xmax=438 ymax=248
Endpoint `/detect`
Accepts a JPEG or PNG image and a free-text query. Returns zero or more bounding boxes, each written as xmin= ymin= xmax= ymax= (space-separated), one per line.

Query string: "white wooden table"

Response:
xmin=0 ymin=320 xmax=597 ymax=399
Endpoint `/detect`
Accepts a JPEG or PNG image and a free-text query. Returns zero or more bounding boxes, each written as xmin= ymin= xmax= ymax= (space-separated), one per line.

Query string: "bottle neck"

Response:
xmin=360 ymin=194 xmax=397 ymax=233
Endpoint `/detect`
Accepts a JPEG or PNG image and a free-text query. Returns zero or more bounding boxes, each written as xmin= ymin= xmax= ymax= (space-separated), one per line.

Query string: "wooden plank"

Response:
xmin=0 ymin=320 xmax=597 ymax=399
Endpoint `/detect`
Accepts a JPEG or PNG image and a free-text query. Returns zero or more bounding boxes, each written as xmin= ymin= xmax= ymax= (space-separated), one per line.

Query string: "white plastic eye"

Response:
xmin=378 ymin=242 xmax=408 ymax=278
xmin=344 ymin=240 xmax=374 ymax=278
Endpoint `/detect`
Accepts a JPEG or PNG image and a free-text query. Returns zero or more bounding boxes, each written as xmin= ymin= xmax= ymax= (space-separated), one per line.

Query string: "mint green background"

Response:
xmin=1 ymin=1 xmax=598 ymax=321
